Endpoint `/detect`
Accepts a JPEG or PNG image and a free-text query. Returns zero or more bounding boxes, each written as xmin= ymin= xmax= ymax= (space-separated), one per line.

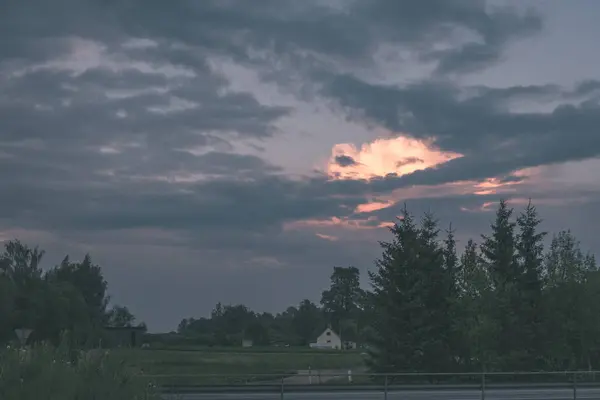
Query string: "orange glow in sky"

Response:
xmin=355 ymin=201 xmax=394 ymax=213
xmin=326 ymin=135 xmax=462 ymax=180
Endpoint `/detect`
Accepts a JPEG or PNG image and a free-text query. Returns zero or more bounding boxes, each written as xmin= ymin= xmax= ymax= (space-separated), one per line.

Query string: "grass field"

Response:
xmin=119 ymin=346 xmax=366 ymax=386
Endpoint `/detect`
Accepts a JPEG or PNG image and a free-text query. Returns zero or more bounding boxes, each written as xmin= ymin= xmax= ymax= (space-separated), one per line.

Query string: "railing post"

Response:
xmin=573 ymin=372 xmax=577 ymax=400
xmin=384 ymin=374 xmax=388 ymax=400
xmin=281 ymin=376 xmax=284 ymax=400
xmin=481 ymin=372 xmax=486 ymax=400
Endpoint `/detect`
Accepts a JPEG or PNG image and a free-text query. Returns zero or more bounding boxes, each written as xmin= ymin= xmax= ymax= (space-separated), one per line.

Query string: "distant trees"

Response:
xmin=178 ymin=300 xmax=326 ymax=347
xmin=320 ymin=266 xmax=365 ymax=342
xmin=107 ymin=305 xmax=136 ymax=328
xmin=176 ymin=267 xmax=373 ymax=348
xmin=293 ymin=299 xmax=325 ymax=345
xmin=0 ymin=240 xmax=143 ymax=347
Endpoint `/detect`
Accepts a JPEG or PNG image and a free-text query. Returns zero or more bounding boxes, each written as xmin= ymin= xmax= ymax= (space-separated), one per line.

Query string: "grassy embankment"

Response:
xmin=0 ymin=343 xmax=161 ymax=400
xmin=118 ymin=345 xmax=366 ymax=387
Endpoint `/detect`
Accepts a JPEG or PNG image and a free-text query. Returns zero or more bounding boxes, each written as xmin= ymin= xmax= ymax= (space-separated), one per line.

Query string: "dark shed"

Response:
xmin=103 ymin=326 xmax=146 ymax=347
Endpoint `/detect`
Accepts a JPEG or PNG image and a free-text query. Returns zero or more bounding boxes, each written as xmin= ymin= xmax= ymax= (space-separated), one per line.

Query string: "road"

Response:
xmin=162 ymin=387 xmax=600 ymax=400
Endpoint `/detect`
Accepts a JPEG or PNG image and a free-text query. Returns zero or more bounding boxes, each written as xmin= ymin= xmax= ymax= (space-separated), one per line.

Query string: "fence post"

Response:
xmin=348 ymin=369 xmax=352 ymax=383
xmin=384 ymin=374 xmax=388 ymax=400
xmin=573 ymin=372 xmax=577 ymax=400
xmin=280 ymin=376 xmax=284 ymax=400
xmin=308 ymin=366 xmax=312 ymax=385
xmin=481 ymin=372 xmax=486 ymax=400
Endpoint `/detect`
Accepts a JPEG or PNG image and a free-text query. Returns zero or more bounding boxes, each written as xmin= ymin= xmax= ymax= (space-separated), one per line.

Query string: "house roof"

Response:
xmin=319 ymin=327 xmax=339 ymax=337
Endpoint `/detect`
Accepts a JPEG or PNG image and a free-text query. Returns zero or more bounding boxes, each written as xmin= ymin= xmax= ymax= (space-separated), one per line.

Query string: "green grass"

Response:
xmin=118 ymin=346 xmax=366 ymax=387
xmin=0 ymin=343 xmax=161 ymax=400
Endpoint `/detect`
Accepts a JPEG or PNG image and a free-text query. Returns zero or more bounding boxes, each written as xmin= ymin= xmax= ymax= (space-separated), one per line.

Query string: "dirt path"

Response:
xmin=280 ymin=367 xmax=368 ymax=384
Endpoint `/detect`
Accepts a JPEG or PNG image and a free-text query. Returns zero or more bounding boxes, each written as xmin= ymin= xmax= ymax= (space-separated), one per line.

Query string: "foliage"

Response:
xmin=3 ymin=197 xmax=600 ymax=382
xmin=107 ymin=305 xmax=137 ymax=328
xmin=366 ymin=208 xmax=456 ymax=373
xmin=320 ymin=266 xmax=365 ymax=340
xmin=0 ymin=240 xmax=143 ymax=348
xmin=0 ymin=342 xmax=160 ymax=400
xmin=365 ymin=200 xmax=600 ymax=374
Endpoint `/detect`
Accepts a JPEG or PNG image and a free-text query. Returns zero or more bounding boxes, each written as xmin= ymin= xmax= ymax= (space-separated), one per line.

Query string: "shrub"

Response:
xmin=0 ymin=342 xmax=161 ymax=400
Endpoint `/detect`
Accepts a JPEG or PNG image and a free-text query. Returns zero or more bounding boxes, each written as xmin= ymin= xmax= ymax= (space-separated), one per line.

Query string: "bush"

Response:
xmin=0 ymin=342 xmax=161 ymax=400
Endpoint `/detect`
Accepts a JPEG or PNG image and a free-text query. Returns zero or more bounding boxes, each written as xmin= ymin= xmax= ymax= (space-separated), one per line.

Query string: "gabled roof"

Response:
xmin=318 ymin=326 xmax=339 ymax=337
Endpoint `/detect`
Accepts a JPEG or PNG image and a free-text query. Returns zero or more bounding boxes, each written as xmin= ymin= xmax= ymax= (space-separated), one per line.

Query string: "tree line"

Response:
xmin=2 ymin=199 xmax=599 ymax=372
xmin=0 ymin=240 xmax=143 ymax=346
xmin=178 ymin=200 xmax=600 ymax=373
xmin=176 ymin=265 xmax=366 ymax=348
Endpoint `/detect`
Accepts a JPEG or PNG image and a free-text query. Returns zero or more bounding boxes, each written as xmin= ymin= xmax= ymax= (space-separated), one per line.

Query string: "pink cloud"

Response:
xmin=325 ymin=135 xmax=462 ymax=180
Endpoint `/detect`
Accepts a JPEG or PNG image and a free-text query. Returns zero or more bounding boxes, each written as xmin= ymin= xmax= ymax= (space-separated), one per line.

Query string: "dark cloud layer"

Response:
xmin=334 ymin=155 xmax=359 ymax=168
xmin=1 ymin=1 xmax=599 ymax=330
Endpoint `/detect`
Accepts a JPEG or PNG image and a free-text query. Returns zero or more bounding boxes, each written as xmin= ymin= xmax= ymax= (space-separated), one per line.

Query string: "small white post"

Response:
xmin=309 ymin=366 xmax=312 ymax=385
xmin=348 ymin=369 xmax=352 ymax=383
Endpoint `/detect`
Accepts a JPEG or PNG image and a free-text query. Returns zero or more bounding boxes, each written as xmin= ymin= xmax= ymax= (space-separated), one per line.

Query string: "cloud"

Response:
xmin=320 ymin=75 xmax=600 ymax=185
xmin=326 ymin=135 xmax=462 ymax=180
xmin=333 ymin=155 xmax=359 ymax=168
xmin=2 ymin=0 xmax=599 ymax=331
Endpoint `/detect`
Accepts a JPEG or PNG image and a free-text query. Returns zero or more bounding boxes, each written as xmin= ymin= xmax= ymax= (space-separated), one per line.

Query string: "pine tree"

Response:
xmin=456 ymin=239 xmax=496 ymax=371
xmin=418 ymin=212 xmax=455 ymax=372
xmin=515 ymin=200 xmax=546 ymax=369
xmin=480 ymin=200 xmax=518 ymax=290
xmin=458 ymin=240 xmax=489 ymax=297
xmin=367 ymin=207 xmax=454 ymax=373
xmin=443 ymin=224 xmax=459 ymax=297
xmin=442 ymin=224 xmax=462 ymax=368
xmin=367 ymin=206 xmax=420 ymax=373
xmin=479 ymin=200 xmax=520 ymax=369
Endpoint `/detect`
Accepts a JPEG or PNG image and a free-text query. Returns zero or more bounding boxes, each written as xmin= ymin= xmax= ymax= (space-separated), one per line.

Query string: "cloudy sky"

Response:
xmin=2 ymin=0 xmax=600 ymax=332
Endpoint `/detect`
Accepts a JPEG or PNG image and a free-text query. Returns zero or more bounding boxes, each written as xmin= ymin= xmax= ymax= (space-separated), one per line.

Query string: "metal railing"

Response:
xmin=143 ymin=370 xmax=600 ymax=399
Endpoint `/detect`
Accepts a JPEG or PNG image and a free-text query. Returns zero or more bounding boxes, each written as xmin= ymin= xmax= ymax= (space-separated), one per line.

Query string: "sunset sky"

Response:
xmin=2 ymin=0 xmax=600 ymax=331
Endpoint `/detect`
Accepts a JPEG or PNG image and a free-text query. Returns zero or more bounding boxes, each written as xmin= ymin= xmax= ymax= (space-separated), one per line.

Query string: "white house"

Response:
xmin=309 ymin=327 xmax=342 ymax=350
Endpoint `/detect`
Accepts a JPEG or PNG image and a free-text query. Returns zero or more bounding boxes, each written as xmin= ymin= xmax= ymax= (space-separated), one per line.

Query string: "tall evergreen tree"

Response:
xmin=480 ymin=200 xmax=518 ymax=290
xmin=442 ymin=224 xmax=462 ymax=368
xmin=443 ymin=224 xmax=459 ymax=293
xmin=367 ymin=207 xmax=454 ymax=373
xmin=456 ymin=239 xmax=496 ymax=371
xmin=367 ymin=207 xmax=420 ymax=372
xmin=418 ymin=213 xmax=455 ymax=371
xmin=480 ymin=200 xmax=520 ymax=369
xmin=515 ymin=200 xmax=546 ymax=369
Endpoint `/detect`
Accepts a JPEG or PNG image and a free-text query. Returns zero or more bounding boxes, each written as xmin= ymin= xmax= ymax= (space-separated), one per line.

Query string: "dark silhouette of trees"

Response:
xmin=0 ymin=241 xmax=144 ymax=347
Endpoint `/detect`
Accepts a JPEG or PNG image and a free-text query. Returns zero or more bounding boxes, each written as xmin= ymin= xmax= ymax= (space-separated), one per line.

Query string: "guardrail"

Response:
xmin=143 ymin=370 xmax=600 ymax=399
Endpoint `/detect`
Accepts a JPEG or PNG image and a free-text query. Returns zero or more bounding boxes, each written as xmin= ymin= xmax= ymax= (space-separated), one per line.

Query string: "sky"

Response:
xmin=2 ymin=0 xmax=600 ymax=332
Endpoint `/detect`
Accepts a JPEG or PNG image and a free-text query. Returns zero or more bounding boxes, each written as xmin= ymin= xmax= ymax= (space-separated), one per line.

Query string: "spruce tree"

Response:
xmin=480 ymin=200 xmax=519 ymax=369
xmin=442 ymin=224 xmax=462 ymax=368
xmin=515 ymin=200 xmax=546 ymax=369
xmin=443 ymin=224 xmax=459 ymax=297
xmin=480 ymin=200 xmax=518 ymax=290
xmin=418 ymin=212 xmax=455 ymax=372
xmin=367 ymin=206 xmax=421 ymax=373
xmin=367 ymin=207 xmax=454 ymax=373
xmin=457 ymin=239 xmax=496 ymax=371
